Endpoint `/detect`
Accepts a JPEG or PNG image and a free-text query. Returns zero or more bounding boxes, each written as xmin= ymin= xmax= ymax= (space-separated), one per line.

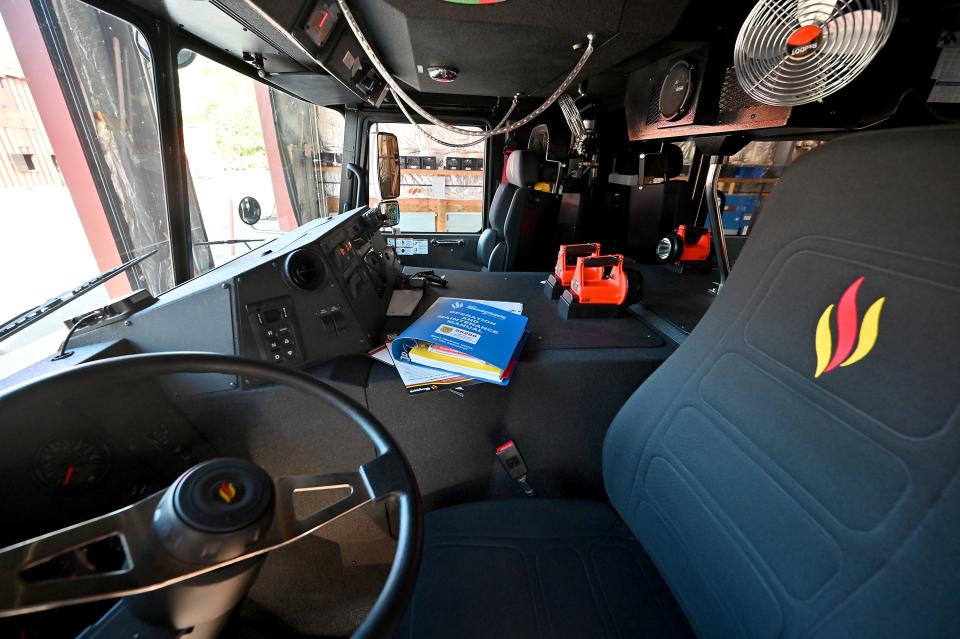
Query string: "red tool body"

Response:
xmin=544 ymin=243 xmax=601 ymax=300
xmin=657 ymin=225 xmax=711 ymax=265
xmin=570 ymin=254 xmax=630 ymax=305
xmin=558 ymin=253 xmax=643 ymax=319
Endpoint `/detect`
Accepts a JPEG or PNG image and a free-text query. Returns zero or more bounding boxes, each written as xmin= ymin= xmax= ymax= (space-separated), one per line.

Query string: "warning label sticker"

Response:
xmin=386 ymin=238 xmax=429 ymax=255
xmin=434 ymin=324 xmax=480 ymax=345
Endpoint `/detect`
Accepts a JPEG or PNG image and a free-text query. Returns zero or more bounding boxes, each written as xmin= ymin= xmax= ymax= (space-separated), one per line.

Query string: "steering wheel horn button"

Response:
xmin=173 ymin=459 xmax=273 ymax=534
xmin=154 ymin=458 xmax=275 ymax=564
xmin=217 ymin=480 xmax=241 ymax=504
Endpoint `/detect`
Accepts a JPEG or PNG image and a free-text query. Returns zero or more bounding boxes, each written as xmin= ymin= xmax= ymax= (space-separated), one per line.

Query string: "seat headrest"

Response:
xmin=642 ymin=143 xmax=684 ymax=180
xmin=506 ymin=150 xmax=540 ymax=188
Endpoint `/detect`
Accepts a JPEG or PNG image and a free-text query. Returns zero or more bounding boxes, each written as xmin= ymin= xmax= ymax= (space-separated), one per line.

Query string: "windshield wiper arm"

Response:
xmin=193 ymin=239 xmax=266 ymax=250
xmin=0 ymin=249 xmax=157 ymax=345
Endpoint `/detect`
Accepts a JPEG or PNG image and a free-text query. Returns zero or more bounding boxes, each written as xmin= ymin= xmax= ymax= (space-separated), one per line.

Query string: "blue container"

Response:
xmin=732 ymin=166 xmax=766 ymax=178
xmin=725 ymin=194 xmax=762 ymax=214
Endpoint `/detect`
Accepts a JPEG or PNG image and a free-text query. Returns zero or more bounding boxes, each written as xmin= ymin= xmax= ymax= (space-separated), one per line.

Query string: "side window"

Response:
xmin=0 ymin=0 xmax=169 ymax=375
xmin=368 ymin=122 xmax=485 ymax=233
xmin=178 ymin=52 xmax=344 ymax=272
xmin=713 ymin=140 xmax=825 ymax=236
xmin=271 ymin=90 xmax=344 ymax=224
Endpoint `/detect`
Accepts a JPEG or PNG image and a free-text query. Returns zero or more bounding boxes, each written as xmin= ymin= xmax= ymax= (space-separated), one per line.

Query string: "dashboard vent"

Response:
xmin=283 ymin=249 xmax=326 ymax=292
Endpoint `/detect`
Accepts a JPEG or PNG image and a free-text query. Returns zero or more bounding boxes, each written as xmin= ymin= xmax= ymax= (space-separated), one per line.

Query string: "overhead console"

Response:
xmin=625 ymin=1 xmax=959 ymax=141
xmin=290 ymin=1 xmax=389 ymax=106
xmin=625 ymin=44 xmax=791 ymax=141
xmin=71 ymin=208 xmax=400 ymax=391
xmin=212 ymin=0 xmax=388 ymax=106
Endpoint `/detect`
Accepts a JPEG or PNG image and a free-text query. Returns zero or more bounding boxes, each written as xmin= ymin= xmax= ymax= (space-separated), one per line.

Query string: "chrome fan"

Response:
xmin=734 ymin=0 xmax=897 ymax=106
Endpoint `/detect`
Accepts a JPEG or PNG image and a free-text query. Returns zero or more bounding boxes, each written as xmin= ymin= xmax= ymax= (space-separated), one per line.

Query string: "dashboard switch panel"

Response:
xmin=246 ymin=297 xmax=303 ymax=365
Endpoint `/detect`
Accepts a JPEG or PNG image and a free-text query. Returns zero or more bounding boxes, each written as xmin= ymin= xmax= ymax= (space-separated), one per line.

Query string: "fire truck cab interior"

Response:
xmin=0 ymin=0 xmax=957 ymax=637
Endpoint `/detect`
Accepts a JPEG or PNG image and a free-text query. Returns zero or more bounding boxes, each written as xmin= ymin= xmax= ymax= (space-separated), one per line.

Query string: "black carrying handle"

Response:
xmin=564 ymin=243 xmax=599 ymax=265
xmin=581 ymin=256 xmax=621 ymax=268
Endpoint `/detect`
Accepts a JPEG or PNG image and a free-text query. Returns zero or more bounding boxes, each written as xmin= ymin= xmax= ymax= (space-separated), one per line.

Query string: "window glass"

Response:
xmin=718 ymin=140 xmax=825 ymax=236
xmin=0 ymin=1 xmax=168 ymax=378
xmin=179 ymin=52 xmax=344 ymax=273
xmin=51 ymin=0 xmax=172 ymax=291
xmin=271 ymin=89 xmax=344 ymax=222
xmin=368 ymin=122 xmax=485 ymax=233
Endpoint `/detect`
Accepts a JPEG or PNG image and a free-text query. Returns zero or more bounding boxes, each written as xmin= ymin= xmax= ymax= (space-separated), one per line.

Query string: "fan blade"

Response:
xmin=798 ymin=0 xmax=840 ymax=25
xmin=823 ymin=9 xmax=884 ymax=45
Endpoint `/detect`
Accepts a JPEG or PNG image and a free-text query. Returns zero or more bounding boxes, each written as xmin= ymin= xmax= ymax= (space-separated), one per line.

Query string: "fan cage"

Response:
xmin=734 ymin=0 xmax=897 ymax=107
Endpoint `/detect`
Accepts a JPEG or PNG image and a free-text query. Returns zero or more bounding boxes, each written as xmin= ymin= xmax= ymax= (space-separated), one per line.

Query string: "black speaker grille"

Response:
xmin=719 ymin=67 xmax=755 ymax=113
xmin=646 ymin=86 xmax=661 ymax=125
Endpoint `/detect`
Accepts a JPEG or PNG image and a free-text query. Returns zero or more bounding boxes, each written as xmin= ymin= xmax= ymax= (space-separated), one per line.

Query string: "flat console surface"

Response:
xmin=633 ymin=264 xmax=717 ymax=335
xmin=386 ymin=269 xmax=664 ymax=350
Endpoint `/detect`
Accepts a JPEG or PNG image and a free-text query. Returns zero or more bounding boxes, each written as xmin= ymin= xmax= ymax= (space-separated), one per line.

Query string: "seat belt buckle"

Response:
xmin=496 ymin=440 xmax=535 ymax=497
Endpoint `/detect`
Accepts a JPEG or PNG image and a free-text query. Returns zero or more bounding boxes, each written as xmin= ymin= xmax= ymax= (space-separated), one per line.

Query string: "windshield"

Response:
xmin=0 ymin=0 xmax=343 ymax=380
xmin=178 ymin=50 xmax=344 ymax=275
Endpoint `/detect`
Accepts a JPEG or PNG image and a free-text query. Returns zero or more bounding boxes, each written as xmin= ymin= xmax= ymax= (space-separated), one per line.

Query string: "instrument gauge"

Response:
xmin=33 ymin=436 xmax=111 ymax=493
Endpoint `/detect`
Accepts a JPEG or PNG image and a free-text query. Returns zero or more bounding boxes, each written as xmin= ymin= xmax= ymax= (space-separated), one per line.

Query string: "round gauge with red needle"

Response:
xmin=33 ymin=436 xmax=111 ymax=493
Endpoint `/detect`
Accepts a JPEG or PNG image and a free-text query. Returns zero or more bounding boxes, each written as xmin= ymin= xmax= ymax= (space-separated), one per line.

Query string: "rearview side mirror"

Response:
xmin=379 ymin=200 xmax=400 ymax=228
xmin=377 ymin=132 xmax=401 ymax=201
xmin=238 ymin=196 xmax=262 ymax=225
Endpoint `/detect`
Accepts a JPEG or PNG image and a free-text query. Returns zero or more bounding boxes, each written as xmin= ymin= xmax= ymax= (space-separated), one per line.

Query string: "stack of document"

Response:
xmin=376 ymin=298 xmax=529 ymax=394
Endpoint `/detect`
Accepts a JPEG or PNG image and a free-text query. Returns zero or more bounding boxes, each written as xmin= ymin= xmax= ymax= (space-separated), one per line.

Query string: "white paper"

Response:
xmin=369 ymin=342 xmax=472 ymax=387
xmin=431 ymin=297 xmax=523 ymax=315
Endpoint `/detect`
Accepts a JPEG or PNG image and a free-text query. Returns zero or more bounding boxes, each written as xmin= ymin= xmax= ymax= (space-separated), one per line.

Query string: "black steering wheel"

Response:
xmin=0 ymin=353 xmax=422 ymax=638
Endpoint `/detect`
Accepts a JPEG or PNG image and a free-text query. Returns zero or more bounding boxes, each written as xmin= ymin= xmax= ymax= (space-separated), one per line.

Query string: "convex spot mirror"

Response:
xmin=377 ymin=132 xmax=401 ymax=201
xmin=379 ymin=200 xmax=400 ymax=228
xmin=238 ymin=196 xmax=262 ymax=226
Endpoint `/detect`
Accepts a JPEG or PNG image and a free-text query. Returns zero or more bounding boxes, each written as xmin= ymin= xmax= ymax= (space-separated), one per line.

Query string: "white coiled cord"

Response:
xmin=392 ymin=90 xmax=517 ymax=148
xmin=335 ymin=0 xmax=595 ymax=142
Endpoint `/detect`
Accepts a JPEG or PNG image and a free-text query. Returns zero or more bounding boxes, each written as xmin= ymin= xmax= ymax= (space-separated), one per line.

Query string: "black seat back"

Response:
xmin=477 ymin=150 xmax=542 ymax=271
xmin=603 ymin=126 xmax=960 ymax=638
xmin=609 ymin=143 xmax=697 ymax=261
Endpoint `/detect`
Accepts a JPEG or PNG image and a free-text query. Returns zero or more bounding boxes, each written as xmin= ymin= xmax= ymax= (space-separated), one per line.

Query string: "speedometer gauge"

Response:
xmin=33 ymin=436 xmax=111 ymax=493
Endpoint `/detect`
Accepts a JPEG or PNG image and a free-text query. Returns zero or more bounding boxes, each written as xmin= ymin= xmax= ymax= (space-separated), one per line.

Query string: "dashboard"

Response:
xmin=0 ymin=207 xmax=399 ymax=634
xmin=69 ymin=206 xmax=401 ymax=392
xmin=0 ymin=376 xmax=217 ymax=549
xmin=0 ymin=206 xmax=399 ymax=542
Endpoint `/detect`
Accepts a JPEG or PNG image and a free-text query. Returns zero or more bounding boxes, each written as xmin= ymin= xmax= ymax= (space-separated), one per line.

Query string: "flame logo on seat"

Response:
xmin=814 ymin=277 xmax=886 ymax=378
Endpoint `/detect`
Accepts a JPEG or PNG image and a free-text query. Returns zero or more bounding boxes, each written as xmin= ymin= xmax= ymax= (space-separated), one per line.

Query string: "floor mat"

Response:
xmin=242 ymin=505 xmax=395 ymax=637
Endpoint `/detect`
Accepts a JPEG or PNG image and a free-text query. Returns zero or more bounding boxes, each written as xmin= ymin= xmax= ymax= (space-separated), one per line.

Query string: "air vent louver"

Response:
xmin=283 ymin=249 xmax=326 ymax=292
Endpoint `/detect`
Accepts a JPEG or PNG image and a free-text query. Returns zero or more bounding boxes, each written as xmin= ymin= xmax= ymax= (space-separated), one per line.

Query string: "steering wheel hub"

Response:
xmin=172 ymin=458 xmax=274 ymax=534
xmin=154 ymin=458 xmax=275 ymax=565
